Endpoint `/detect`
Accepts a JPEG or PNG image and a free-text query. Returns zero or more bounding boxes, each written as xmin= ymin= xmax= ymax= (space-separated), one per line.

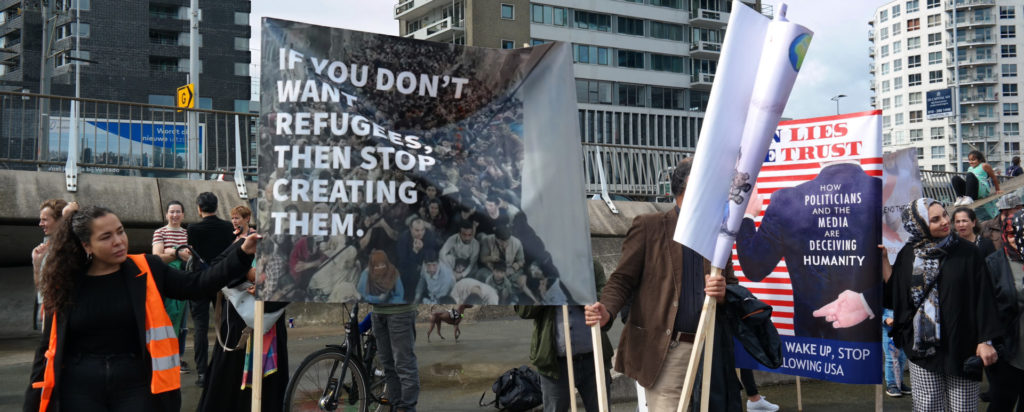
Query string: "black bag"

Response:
xmin=176 ymin=245 xmax=209 ymax=272
xmin=478 ymin=365 xmax=543 ymax=411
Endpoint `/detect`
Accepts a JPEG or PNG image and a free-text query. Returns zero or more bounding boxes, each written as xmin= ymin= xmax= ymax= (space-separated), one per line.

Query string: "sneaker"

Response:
xmin=180 ymin=361 xmax=192 ymax=374
xmin=900 ymin=384 xmax=911 ymax=395
xmin=747 ymin=396 xmax=780 ymax=411
xmin=195 ymin=373 xmax=205 ymax=387
xmin=960 ymin=196 xmax=975 ymax=206
xmin=886 ymin=385 xmax=902 ymax=397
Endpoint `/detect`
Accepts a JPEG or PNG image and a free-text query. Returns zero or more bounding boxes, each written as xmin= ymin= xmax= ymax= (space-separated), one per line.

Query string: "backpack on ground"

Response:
xmin=478 ymin=365 xmax=543 ymax=411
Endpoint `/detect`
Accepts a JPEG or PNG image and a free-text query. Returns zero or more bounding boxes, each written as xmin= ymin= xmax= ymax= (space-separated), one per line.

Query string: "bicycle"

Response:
xmin=284 ymin=302 xmax=389 ymax=412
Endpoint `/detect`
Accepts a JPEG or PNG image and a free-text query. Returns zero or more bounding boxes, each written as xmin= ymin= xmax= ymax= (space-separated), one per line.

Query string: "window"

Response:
xmin=907 ymin=18 xmax=920 ymax=32
xmin=895 ymin=76 xmax=904 ymax=89
xmin=910 ymin=92 xmax=922 ymax=105
xmin=883 ymin=133 xmax=892 ymax=146
xmin=927 ymin=32 xmax=941 ymax=46
xmin=56 ymin=0 xmax=90 ymax=11
xmin=907 ymin=0 xmax=919 ymax=13
xmin=895 ymin=113 xmax=904 ymax=125
xmin=892 ymin=4 xmax=901 ymax=18
xmin=234 ymin=62 xmax=249 ymax=76
xmin=927 ymin=14 xmax=941 ymax=27
xmin=881 ymin=45 xmax=890 ymax=58
xmin=1003 ymin=45 xmax=1017 ymax=58
xmin=149 ymin=56 xmax=178 ymax=72
xmin=651 ymin=87 xmax=685 ymax=109
xmin=882 ymin=80 xmax=891 ymax=92
xmin=233 ymin=37 xmax=248 ymax=52
xmin=929 ymin=70 xmax=943 ymax=83
xmin=531 ymin=5 xmax=568 ymax=26
xmin=910 ymin=110 xmax=923 ymax=123
xmin=928 ymin=51 xmax=941 ymax=65
xmin=650 ymin=21 xmax=684 ymax=41
xmin=500 ymin=4 xmax=514 ymax=20
xmin=881 ymin=62 xmax=890 ymax=75
xmin=883 ymin=115 xmax=891 ymax=128
xmin=907 ymin=36 xmax=921 ymax=49
xmin=650 ymin=0 xmax=683 ymax=8
xmin=909 ymin=73 xmax=922 ymax=86
xmin=501 ymin=39 xmax=515 ymax=49
xmin=895 ymin=95 xmax=904 ymax=107
xmin=54 ymin=50 xmax=89 ymax=68
xmin=574 ymin=11 xmax=611 ymax=31
xmin=1001 ymin=25 xmax=1016 ymax=38
xmin=573 ymin=44 xmax=609 ymax=65
xmin=881 ymin=27 xmax=889 ymax=40
xmin=650 ymin=53 xmax=684 ymax=73
xmin=882 ymin=98 xmax=891 ymax=110
xmin=57 ymin=22 xmax=90 ymax=39
xmin=893 ymin=40 xmax=902 ymax=54
xmin=894 ymin=58 xmax=903 ymax=72
xmin=927 ymin=0 xmax=940 ymax=9
xmin=909 ymin=55 xmax=922 ymax=68
xmin=1006 ymin=103 xmax=1020 ymax=116
xmin=617 ymin=17 xmax=644 ymax=36
xmin=530 ymin=38 xmax=549 ymax=46
xmin=880 ymin=10 xmax=888 ymax=23
xmin=618 ymin=50 xmax=644 ymax=69
xmin=617 ymin=83 xmax=647 ymax=107
xmin=1005 ymin=142 xmax=1020 ymax=153
xmin=1004 ymin=84 xmax=1019 ymax=97
xmin=1006 ymin=123 xmax=1021 ymax=136
xmin=931 ymin=127 xmax=944 ymax=139
xmin=1004 ymin=64 xmax=1018 ymax=77
xmin=575 ymin=79 xmax=613 ymax=104
xmin=931 ymin=146 xmax=944 ymax=159
xmin=149 ymin=29 xmax=177 ymax=45
xmin=1000 ymin=6 xmax=1015 ymax=19
xmin=234 ymin=11 xmax=249 ymax=25
xmin=892 ymin=22 xmax=902 ymax=35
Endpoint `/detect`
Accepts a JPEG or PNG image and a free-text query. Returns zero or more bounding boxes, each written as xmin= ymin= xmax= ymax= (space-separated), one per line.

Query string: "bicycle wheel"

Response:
xmin=365 ymin=354 xmax=389 ymax=412
xmin=285 ymin=347 xmax=370 ymax=412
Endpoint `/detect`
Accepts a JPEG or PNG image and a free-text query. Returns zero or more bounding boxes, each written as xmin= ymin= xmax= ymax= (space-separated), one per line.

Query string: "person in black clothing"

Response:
xmin=186 ymin=192 xmax=236 ymax=386
xmin=1007 ymin=156 xmax=1023 ymax=178
xmin=24 ymin=203 xmax=259 ymax=412
xmin=983 ymin=212 xmax=1024 ymax=411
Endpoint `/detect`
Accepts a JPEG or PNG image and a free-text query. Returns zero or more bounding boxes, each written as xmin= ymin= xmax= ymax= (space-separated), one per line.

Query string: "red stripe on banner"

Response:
xmin=757 ymin=174 xmax=821 ymax=183
xmin=760 ymin=162 xmax=822 ymax=171
xmin=866 ymin=170 xmax=882 ymax=177
xmin=736 ymin=277 xmax=792 ymax=285
xmin=746 ymin=287 xmax=795 ymax=296
xmin=770 ymin=312 xmax=794 ymax=318
xmin=732 ymin=266 xmax=789 ymax=274
xmin=861 ymin=158 xmax=883 ymax=165
xmin=762 ymin=300 xmax=796 ymax=307
xmin=775 ymin=323 xmax=795 ymax=330
xmin=777 ymin=110 xmax=882 ymax=125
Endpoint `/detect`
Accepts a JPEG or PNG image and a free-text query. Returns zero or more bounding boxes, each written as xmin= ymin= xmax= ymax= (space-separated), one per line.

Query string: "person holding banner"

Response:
xmin=981 ymin=211 xmax=1024 ymax=411
xmin=584 ymin=158 xmax=735 ymax=411
xmin=883 ymin=198 xmax=1001 ymax=411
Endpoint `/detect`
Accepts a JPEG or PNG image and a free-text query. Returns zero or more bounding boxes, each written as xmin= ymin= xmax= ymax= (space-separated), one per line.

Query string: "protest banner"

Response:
xmin=732 ymin=110 xmax=884 ymax=385
xmin=881 ymin=148 xmax=923 ymax=264
xmin=255 ymin=18 xmax=595 ymax=306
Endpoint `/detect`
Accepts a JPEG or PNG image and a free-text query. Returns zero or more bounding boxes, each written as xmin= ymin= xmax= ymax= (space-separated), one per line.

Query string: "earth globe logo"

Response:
xmin=789 ymin=33 xmax=811 ymax=71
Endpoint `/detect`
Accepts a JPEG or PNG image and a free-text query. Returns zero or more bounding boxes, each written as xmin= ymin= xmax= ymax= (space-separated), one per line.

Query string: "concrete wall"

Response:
xmin=467 ymin=0 xmax=530 ymax=48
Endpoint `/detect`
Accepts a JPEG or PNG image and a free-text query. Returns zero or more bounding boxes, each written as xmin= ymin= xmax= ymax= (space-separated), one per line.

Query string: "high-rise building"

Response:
xmin=871 ymin=0 xmax=1023 ymax=172
xmin=0 ymin=0 xmax=251 ymax=112
xmin=396 ymin=0 xmax=762 ymax=155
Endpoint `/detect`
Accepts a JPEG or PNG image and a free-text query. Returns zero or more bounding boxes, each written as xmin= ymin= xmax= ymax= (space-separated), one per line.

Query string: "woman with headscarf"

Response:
xmin=882 ymin=198 xmax=1001 ymax=411
xmin=982 ymin=211 xmax=1024 ymax=410
xmin=357 ymin=250 xmax=405 ymax=304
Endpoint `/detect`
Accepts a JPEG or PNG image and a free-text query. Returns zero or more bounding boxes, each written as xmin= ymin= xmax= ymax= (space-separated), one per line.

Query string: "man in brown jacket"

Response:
xmin=980 ymin=193 xmax=1022 ymax=252
xmin=585 ymin=157 xmax=735 ymax=411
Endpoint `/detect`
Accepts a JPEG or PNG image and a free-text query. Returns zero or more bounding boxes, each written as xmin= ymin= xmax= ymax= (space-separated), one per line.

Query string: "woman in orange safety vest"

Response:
xmin=24 ymin=204 xmax=261 ymax=412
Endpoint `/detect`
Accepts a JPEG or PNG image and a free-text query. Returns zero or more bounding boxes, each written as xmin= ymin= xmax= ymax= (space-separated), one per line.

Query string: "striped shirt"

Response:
xmin=152 ymin=226 xmax=188 ymax=248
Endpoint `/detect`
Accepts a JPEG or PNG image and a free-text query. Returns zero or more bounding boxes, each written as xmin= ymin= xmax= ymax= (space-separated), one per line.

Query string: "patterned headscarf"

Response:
xmin=1007 ymin=210 xmax=1024 ymax=262
xmin=900 ymin=198 xmax=958 ymax=357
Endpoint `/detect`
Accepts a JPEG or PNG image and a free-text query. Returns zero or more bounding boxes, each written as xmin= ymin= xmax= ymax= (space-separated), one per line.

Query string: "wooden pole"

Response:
xmin=562 ymin=305 xmax=578 ymax=412
xmin=875 ymin=385 xmax=883 ymax=411
xmin=795 ymin=376 xmax=802 ymax=411
xmin=591 ymin=324 xmax=609 ymax=412
xmin=700 ymin=304 xmax=716 ymax=412
xmin=677 ymin=266 xmax=723 ymax=412
xmin=252 ymin=300 xmax=264 ymax=412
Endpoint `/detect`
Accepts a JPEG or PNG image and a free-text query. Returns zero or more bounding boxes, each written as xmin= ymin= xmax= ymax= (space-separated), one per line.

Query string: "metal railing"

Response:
xmin=582 ymin=143 xmax=692 ymax=198
xmin=920 ymin=169 xmax=1010 ymax=204
xmin=0 ymin=91 xmax=257 ymax=180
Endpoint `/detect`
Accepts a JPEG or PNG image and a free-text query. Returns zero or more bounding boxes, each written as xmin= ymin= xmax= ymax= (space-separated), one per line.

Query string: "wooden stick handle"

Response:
xmin=252 ymin=300 xmax=264 ymax=412
xmin=562 ymin=305 xmax=578 ymax=412
xmin=676 ymin=266 xmax=723 ymax=412
xmin=592 ymin=323 xmax=609 ymax=412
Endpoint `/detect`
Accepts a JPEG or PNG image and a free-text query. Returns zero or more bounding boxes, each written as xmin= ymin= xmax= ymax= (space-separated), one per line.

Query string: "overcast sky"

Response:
xmin=250 ymin=0 xmax=890 ymax=120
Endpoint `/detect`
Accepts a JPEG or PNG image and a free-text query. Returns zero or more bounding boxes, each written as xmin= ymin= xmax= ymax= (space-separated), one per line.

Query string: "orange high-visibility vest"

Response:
xmin=31 ymin=254 xmax=181 ymax=411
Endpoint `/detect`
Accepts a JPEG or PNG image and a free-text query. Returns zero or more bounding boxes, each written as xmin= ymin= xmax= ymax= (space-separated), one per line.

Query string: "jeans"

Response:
xmin=372 ymin=310 xmax=420 ymax=411
xmin=190 ymin=298 xmax=210 ymax=374
xmin=881 ymin=308 xmax=907 ymax=388
xmin=538 ymin=352 xmax=610 ymax=412
xmin=59 ymin=353 xmax=156 ymax=411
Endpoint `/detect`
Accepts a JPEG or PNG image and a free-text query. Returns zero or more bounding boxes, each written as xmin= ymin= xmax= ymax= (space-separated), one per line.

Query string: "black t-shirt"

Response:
xmin=66 ymin=271 xmax=141 ymax=355
xmin=187 ymin=215 xmax=236 ymax=263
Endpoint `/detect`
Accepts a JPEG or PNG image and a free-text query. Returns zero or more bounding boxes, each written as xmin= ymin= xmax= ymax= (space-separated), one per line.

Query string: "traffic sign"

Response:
xmin=177 ymin=83 xmax=194 ymax=109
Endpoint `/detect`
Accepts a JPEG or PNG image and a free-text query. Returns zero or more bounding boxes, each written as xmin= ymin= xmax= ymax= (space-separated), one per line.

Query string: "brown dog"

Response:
xmin=426 ymin=304 xmax=472 ymax=342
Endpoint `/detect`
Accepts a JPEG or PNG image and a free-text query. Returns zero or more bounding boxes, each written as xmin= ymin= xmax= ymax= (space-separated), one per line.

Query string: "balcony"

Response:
xmin=950 ymin=113 xmax=999 ymax=124
xmin=946 ymin=0 xmax=996 ymax=10
xmin=689 ymin=8 xmax=727 ymax=28
xmin=690 ymin=73 xmax=715 ymax=90
xmin=946 ymin=16 xmax=995 ymax=29
xmin=869 ymin=62 xmax=875 ymax=74
xmin=689 ymin=41 xmax=721 ymax=59
xmin=868 ymin=29 xmax=874 ymax=41
xmin=947 ymin=35 xmax=996 ymax=48
xmin=869 ymin=45 xmax=875 ymax=57
xmin=947 ymin=55 xmax=998 ymax=68
xmin=394 ymin=0 xmax=450 ymax=21
xmin=951 ymin=75 xmax=998 ymax=85
xmin=961 ymin=133 xmax=998 ymax=141
xmin=403 ymin=16 xmax=463 ymax=42
xmin=960 ymin=93 xmax=998 ymax=103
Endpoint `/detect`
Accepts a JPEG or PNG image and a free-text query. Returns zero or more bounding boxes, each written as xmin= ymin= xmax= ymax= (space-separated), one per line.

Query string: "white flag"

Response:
xmin=674 ymin=2 xmax=813 ymax=268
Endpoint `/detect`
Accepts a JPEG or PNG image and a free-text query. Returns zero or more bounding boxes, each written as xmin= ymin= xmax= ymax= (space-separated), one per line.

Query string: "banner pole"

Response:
xmin=252 ymin=300 xmax=265 ymax=412
xmin=591 ymin=323 xmax=609 ymax=412
xmin=875 ymin=385 xmax=883 ymax=412
xmin=562 ymin=305 xmax=578 ymax=412
xmin=795 ymin=376 xmax=802 ymax=411
xmin=677 ymin=266 xmax=722 ymax=412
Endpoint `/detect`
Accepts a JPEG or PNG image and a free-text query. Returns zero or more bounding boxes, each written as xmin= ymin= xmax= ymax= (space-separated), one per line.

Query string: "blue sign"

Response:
xmin=88 ymin=121 xmax=203 ymax=150
xmin=735 ymin=336 xmax=882 ymax=385
xmin=926 ymin=88 xmax=953 ymax=119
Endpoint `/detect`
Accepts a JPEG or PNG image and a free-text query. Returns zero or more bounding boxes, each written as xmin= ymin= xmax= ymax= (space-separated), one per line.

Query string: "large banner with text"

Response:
xmin=255 ymin=18 xmax=595 ymax=305
xmin=732 ymin=111 xmax=883 ymax=384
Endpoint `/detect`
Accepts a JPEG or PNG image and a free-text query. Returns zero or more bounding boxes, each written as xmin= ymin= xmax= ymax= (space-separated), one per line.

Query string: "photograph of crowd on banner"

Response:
xmin=733 ymin=111 xmax=884 ymax=384
xmin=254 ymin=19 xmax=595 ymax=305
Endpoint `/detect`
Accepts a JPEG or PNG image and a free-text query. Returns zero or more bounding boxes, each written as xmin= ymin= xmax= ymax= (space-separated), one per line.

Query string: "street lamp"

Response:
xmin=830 ymin=94 xmax=847 ymax=115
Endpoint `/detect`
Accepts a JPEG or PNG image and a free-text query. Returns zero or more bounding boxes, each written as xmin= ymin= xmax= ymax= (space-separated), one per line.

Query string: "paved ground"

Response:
xmin=0 ymin=317 xmax=990 ymax=411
